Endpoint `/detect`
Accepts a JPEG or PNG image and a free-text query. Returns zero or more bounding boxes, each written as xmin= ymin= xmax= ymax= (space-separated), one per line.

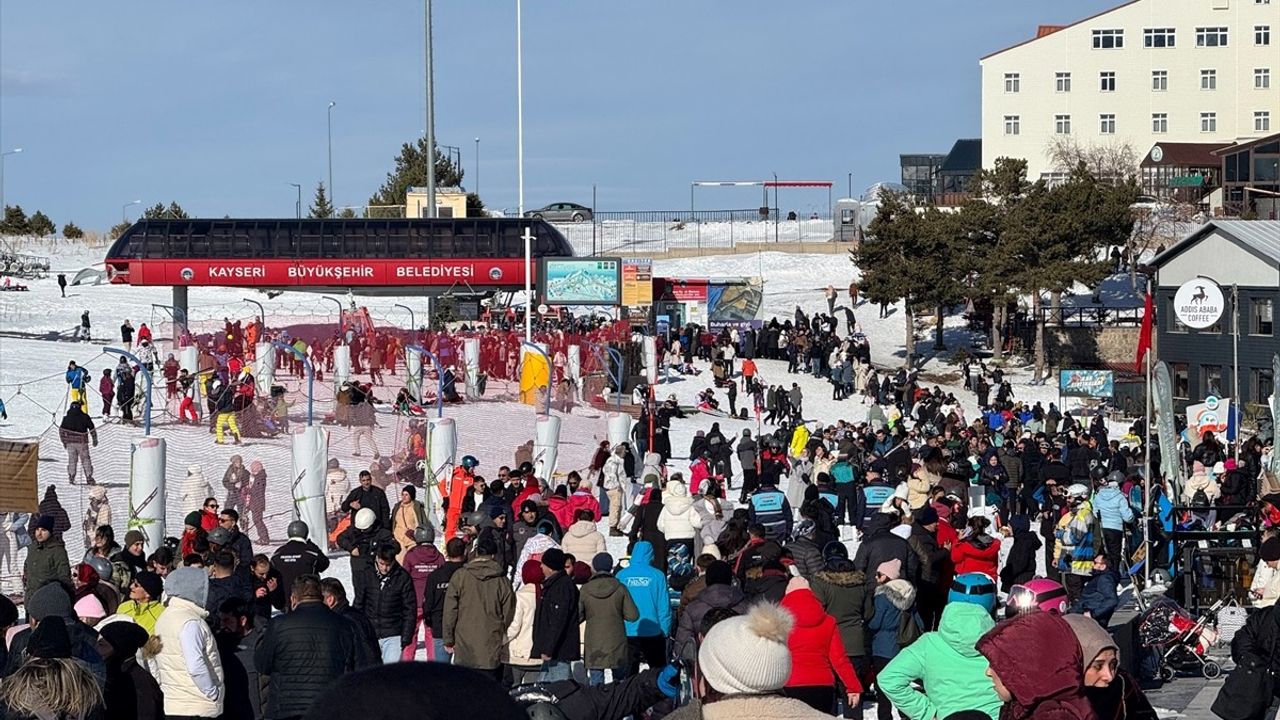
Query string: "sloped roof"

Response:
xmin=940 ymin=139 xmax=982 ymax=174
xmin=1211 ymin=131 xmax=1280 ymax=156
xmin=1142 ymin=142 xmax=1233 ymax=168
xmin=1150 ymin=220 xmax=1280 ymax=268
xmin=981 ymin=0 xmax=1141 ymax=61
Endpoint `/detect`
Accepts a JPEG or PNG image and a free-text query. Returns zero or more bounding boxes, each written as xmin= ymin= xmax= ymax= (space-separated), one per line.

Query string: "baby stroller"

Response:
xmin=1137 ymin=596 xmax=1225 ymax=680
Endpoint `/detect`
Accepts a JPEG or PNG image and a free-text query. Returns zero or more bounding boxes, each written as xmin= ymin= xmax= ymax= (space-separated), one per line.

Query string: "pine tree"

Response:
xmin=854 ymin=191 xmax=931 ymax=365
xmin=62 ymin=222 xmax=84 ymax=239
xmin=337 ymin=207 xmax=357 ymax=219
xmin=309 ymin=182 xmax=335 ymax=219
xmin=108 ymin=221 xmax=131 ymax=240
xmin=368 ymin=138 xmax=466 ymax=212
xmin=27 ymin=211 xmax=55 ymax=237
xmin=142 ymin=202 xmax=189 ymax=220
xmin=0 ymin=205 xmax=29 ymax=235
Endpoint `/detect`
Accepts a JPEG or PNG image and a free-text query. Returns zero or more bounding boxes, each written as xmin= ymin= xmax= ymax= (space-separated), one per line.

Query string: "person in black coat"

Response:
xmin=256 ymin=575 xmax=362 ymax=719
xmin=342 ymin=471 xmax=391 ymax=528
xmin=271 ymin=520 xmax=331 ymax=600
xmin=1069 ymin=554 xmax=1120 ymax=628
xmin=213 ymin=599 xmax=258 ymax=720
xmin=999 ymin=514 xmax=1042 ymax=594
xmin=530 ymin=548 xmax=581 ymax=681
xmin=851 ymin=511 xmax=918 ymax=588
xmin=98 ymin=620 xmax=163 ymax=720
xmin=356 ymin=544 xmax=417 ymax=662
xmin=320 ymin=577 xmax=379 ymax=666
xmin=422 ymin=539 xmax=467 ymax=661
xmin=337 ymin=511 xmax=397 ymax=600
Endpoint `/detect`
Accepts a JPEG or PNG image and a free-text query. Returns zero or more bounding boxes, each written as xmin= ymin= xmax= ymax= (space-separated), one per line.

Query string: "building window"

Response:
xmin=1202 ymin=112 xmax=1218 ymax=132
xmin=1170 ymin=299 xmax=1188 ymax=332
xmin=1004 ymin=115 xmax=1020 ymax=135
xmin=1258 ymin=111 xmax=1273 ymax=132
xmin=1172 ymin=363 xmax=1190 ymax=400
xmin=1254 ymin=298 xmax=1274 ymax=335
xmin=1100 ymin=71 xmax=1116 ymax=92
xmin=1056 ymin=72 xmax=1072 ymax=92
xmin=1197 ymin=27 xmax=1229 ymax=47
xmin=1256 ymin=368 xmax=1275 ymax=406
xmin=1100 ymin=114 xmax=1116 ymax=134
xmin=1055 ymin=115 xmax=1072 ymax=134
xmin=1258 ymin=25 xmax=1272 ymax=45
xmin=1092 ymin=29 xmax=1124 ymax=49
xmin=1004 ymin=73 xmax=1020 ymax=93
xmin=1144 ymin=28 xmax=1176 ymax=47
xmin=1153 ymin=113 xmax=1168 ymax=133
xmin=1201 ymin=69 xmax=1218 ymax=90
xmin=1259 ymin=68 xmax=1273 ymax=89
xmin=1203 ymin=365 xmax=1226 ymax=397
xmin=1152 ymin=70 xmax=1168 ymax=91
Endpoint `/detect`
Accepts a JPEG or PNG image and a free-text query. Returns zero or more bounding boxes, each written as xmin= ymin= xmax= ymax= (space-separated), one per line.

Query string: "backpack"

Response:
xmin=1192 ymin=488 xmax=1210 ymax=507
xmin=897 ymin=611 xmax=923 ymax=648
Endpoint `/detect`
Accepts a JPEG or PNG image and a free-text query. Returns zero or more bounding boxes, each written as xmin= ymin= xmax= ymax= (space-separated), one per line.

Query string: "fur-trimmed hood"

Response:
xmin=814 ymin=567 xmax=865 ymax=589
xmin=875 ymin=578 xmax=916 ymax=611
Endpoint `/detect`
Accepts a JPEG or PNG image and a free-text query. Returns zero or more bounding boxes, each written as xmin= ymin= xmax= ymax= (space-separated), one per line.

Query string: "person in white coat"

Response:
xmin=325 ymin=458 xmax=350 ymax=534
xmin=658 ymin=479 xmax=702 ymax=561
xmin=562 ymin=509 xmax=607 ymax=560
xmin=504 ymin=560 xmax=543 ymax=685
xmin=692 ymin=485 xmax=731 ymax=557
xmin=179 ymin=464 xmax=214 ymax=516
xmin=153 ymin=566 xmax=225 ymax=718
xmin=601 ymin=445 xmax=630 ymax=537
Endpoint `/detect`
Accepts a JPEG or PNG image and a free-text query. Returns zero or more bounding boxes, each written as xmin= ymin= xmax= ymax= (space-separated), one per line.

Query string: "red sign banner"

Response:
xmin=669 ymin=279 xmax=708 ymax=302
xmin=122 ymin=259 xmax=531 ymax=287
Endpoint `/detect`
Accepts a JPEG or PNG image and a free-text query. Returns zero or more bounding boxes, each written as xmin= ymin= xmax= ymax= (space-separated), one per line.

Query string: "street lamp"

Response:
xmin=474 ymin=137 xmax=480 ymax=197
xmin=0 ymin=147 xmax=22 ymax=211
xmin=327 ymin=101 xmax=336 ymax=216
xmin=517 ymin=0 xmax=530 ymax=340
xmin=321 ymin=295 xmax=345 ymax=336
xmin=122 ymin=199 xmax=142 ymax=223
xmin=772 ymin=172 xmax=779 ymax=243
xmin=289 ymin=183 xmax=302 ymax=219
xmin=424 ymin=0 xmax=437 ymax=218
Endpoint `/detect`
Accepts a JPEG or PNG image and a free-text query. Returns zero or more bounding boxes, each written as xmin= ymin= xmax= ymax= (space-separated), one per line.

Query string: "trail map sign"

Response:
xmin=1059 ymin=369 xmax=1115 ymax=399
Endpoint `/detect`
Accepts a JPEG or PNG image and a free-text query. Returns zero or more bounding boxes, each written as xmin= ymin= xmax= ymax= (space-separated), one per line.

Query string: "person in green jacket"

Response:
xmin=876 ymin=601 xmax=1002 ymax=720
xmin=24 ymin=516 xmax=71 ymax=602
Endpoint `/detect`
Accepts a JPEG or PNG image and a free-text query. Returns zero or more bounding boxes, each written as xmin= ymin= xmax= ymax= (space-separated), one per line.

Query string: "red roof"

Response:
xmin=1142 ymin=142 xmax=1234 ymax=168
xmin=981 ymin=1 xmax=1141 ymax=61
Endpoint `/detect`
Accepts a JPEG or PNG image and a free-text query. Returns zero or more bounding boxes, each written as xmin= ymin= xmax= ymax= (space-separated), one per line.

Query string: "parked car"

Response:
xmin=525 ymin=202 xmax=592 ymax=222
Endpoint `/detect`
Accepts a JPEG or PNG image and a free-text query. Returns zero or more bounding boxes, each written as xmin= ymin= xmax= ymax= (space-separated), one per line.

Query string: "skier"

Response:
xmin=59 ymin=401 xmax=98 ymax=485
xmin=75 ymin=309 xmax=91 ymax=341
xmin=57 ymin=273 xmax=67 ymax=298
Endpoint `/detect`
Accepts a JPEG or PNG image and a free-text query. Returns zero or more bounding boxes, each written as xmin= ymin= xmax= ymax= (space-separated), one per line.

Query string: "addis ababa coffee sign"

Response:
xmin=1172 ymin=278 xmax=1224 ymax=330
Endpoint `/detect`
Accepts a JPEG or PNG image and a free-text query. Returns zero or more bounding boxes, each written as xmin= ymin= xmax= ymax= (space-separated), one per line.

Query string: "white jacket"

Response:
xmin=693 ymin=497 xmax=731 ymax=547
xmin=657 ymin=482 xmax=703 ymax=541
xmin=325 ymin=468 xmax=350 ymax=515
xmin=561 ymin=520 xmax=607 ymax=560
xmin=601 ymin=453 xmax=628 ymax=491
xmin=154 ymin=597 xmax=224 ymax=717
xmin=503 ymin=584 xmax=539 ymax=666
xmin=1182 ymin=473 xmax=1221 ymax=503
xmin=180 ymin=466 xmax=214 ymax=512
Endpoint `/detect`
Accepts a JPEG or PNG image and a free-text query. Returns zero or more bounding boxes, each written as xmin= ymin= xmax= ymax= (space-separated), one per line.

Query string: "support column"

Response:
xmin=172 ymin=285 xmax=189 ymax=346
xmin=129 ymin=437 xmax=167 ymax=554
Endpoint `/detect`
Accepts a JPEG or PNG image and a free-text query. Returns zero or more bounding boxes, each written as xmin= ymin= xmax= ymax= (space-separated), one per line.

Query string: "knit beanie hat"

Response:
xmin=698 ymin=602 xmax=794 ymax=695
xmin=541 ymin=548 xmax=566 ymax=572
xmin=165 ymin=567 xmax=209 ymax=607
xmin=913 ymin=506 xmax=938 ymax=526
xmin=0 ymin=594 xmax=17 ymax=628
xmin=520 ymin=560 xmax=545 ymax=587
xmin=98 ymin=620 xmax=149 ymax=657
xmin=876 ymin=558 xmax=902 ymax=581
xmin=705 ymin=560 xmax=733 ymax=587
xmin=1062 ymin=613 xmax=1119 ymax=674
xmin=1262 ymin=537 xmax=1280 ymax=562
xmin=402 ymin=485 xmax=416 ymax=500
xmin=134 ymin=570 xmax=164 ymax=601
xmin=123 ymin=530 xmax=146 ymax=547
xmin=28 ymin=616 xmax=72 ymax=659
xmin=34 ymin=515 xmax=55 ymax=533
xmin=591 ymin=552 xmax=614 ymax=573
xmin=184 ymin=511 xmax=202 ymax=529
xmin=26 ymin=583 xmax=72 ymax=621
xmin=354 ymin=508 xmax=376 ymax=530
xmin=570 ymin=561 xmax=592 ymax=584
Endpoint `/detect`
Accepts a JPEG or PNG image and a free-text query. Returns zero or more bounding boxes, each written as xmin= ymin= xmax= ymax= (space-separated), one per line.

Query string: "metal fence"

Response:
xmin=554 ymin=209 xmax=834 ymax=257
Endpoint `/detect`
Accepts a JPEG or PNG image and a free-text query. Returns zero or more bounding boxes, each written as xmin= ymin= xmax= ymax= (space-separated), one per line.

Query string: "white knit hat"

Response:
xmin=698 ymin=602 xmax=794 ymax=695
xmin=354 ymin=507 xmax=376 ymax=530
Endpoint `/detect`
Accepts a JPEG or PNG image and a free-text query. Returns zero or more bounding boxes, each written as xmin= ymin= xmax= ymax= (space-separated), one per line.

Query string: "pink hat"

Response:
xmin=876 ymin=558 xmax=902 ymax=581
xmin=1225 ymin=458 xmax=1237 ymax=471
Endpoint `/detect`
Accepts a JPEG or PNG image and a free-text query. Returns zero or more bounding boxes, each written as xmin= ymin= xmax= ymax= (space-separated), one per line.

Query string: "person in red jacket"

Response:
xmin=779 ymin=580 xmax=862 ymax=714
xmin=951 ymin=516 xmax=1001 ymax=580
xmin=442 ymin=455 xmax=477 ymax=539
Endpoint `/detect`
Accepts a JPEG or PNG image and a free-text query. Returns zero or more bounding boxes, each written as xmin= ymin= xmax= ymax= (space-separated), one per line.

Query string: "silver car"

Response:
xmin=525 ymin=202 xmax=592 ymax=222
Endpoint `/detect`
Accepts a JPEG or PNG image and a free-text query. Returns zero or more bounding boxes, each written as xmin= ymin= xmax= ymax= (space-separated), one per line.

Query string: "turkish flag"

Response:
xmin=1136 ymin=292 xmax=1154 ymax=367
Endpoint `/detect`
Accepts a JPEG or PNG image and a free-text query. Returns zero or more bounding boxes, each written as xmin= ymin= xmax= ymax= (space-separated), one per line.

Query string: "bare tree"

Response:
xmin=1127 ymin=202 xmax=1201 ymax=288
xmin=1045 ymin=136 xmax=1141 ymax=184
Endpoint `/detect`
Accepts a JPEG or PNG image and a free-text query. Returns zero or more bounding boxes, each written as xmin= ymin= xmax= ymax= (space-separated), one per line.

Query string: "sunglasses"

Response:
xmin=206 ymin=504 xmax=219 ymax=509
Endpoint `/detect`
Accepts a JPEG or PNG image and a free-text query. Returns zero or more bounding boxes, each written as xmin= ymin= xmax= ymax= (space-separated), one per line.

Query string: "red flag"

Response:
xmin=1136 ymin=291 xmax=1154 ymax=367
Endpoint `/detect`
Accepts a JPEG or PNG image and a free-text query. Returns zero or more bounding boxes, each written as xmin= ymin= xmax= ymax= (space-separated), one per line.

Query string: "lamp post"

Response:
xmin=393 ymin=303 xmax=416 ymax=333
xmin=772 ymin=172 xmax=779 ymax=243
xmin=327 ymin=102 xmax=336 ymax=216
xmin=517 ymin=0 xmax=530 ymax=341
xmin=122 ymin=199 xmax=141 ymax=223
xmin=474 ymin=137 xmax=480 ymax=197
xmin=424 ymin=0 xmax=437 ymax=218
xmin=320 ymin=295 xmax=345 ymax=337
xmin=289 ymin=183 xmax=302 ymax=219
xmin=1197 ymin=274 xmax=1240 ymax=460
xmin=0 ymin=147 xmax=22 ymax=211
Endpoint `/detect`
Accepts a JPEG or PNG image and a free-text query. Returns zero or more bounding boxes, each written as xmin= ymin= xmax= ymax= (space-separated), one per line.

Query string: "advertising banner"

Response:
xmin=541 ymin=258 xmax=622 ymax=306
xmin=669 ymin=279 xmax=709 ymax=302
xmin=1153 ymin=362 xmax=1182 ymax=487
xmin=1173 ymin=278 xmax=1225 ymax=329
xmin=621 ymin=258 xmax=653 ymax=307
xmin=707 ymin=280 xmax=765 ymax=331
xmin=130 ymin=258 xmax=530 ymax=287
xmin=1185 ymin=395 xmax=1233 ymax=438
xmin=1058 ymin=369 xmax=1115 ymax=398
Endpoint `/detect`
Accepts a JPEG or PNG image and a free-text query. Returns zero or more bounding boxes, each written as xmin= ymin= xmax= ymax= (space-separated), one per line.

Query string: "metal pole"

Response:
xmin=772 ymin=173 xmax=779 ymax=243
xmin=592 ymin=184 xmax=597 ymax=257
xmin=848 ymin=172 xmax=852 ymax=199
xmin=327 ymin=102 xmax=336 ymax=215
xmin=394 ymin=303 xmax=416 ymax=333
xmin=290 ymin=183 xmax=301 ymax=219
xmin=474 ymin=137 xmax=480 ymax=198
xmin=271 ymin=340 xmax=315 ymax=425
xmin=424 ymin=0 xmax=436 ymax=218
xmin=1233 ymin=283 xmax=1240 ymax=461
xmin=407 ymin=345 xmax=444 ymax=418
xmin=1143 ymin=278 xmax=1153 ymax=591
xmin=0 ymin=148 xmax=22 ymax=211
xmin=122 ymin=200 xmax=140 ymax=223
xmin=104 ymin=347 xmax=154 ymax=435
xmin=517 ymin=0 xmax=529 ymax=341
xmin=321 ymin=295 xmax=345 ymax=338
xmin=242 ymin=298 xmax=265 ymax=331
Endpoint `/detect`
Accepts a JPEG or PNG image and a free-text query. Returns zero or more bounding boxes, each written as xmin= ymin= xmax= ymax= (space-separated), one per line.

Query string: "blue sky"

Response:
xmin=0 ymin=0 xmax=1118 ymax=230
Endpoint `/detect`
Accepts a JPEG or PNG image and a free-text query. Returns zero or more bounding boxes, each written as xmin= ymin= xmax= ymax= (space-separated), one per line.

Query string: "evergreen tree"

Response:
xmin=337 ymin=207 xmax=357 ymax=219
xmin=142 ymin=201 xmax=188 ymax=219
xmin=368 ymin=138 xmax=465 ymax=212
xmin=853 ymin=191 xmax=933 ymax=365
xmin=62 ymin=222 xmax=84 ymax=239
xmin=466 ymin=192 xmax=486 ymax=218
xmin=309 ymin=182 xmax=335 ymax=219
xmin=0 ymin=205 xmax=29 ymax=235
xmin=108 ymin=221 xmax=131 ymax=239
xmin=27 ymin=211 xmax=55 ymax=237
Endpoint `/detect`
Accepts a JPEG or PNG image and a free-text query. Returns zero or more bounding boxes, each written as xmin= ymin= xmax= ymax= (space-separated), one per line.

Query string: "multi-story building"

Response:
xmin=981 ymin=0 xmax=1279 ymax=182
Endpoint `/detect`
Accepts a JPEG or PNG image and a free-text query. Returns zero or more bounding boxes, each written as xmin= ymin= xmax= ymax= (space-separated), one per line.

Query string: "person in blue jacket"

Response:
xmin=1069 ymin=553 xmax=1120 ymax=627
xmin=1092 ymin=471 xmax=1134 ymax=575
xmin=65 ymin=361 xmax=89 ymax=405
xmin=747 ymin=478 xmax=792 ymax=540
xmin=617 ymin=541 xmax=671 ymax=676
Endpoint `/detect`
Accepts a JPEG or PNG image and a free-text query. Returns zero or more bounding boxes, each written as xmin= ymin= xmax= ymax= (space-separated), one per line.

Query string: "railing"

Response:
xmin=1036 ymin=306 xmax=1145 ymax=327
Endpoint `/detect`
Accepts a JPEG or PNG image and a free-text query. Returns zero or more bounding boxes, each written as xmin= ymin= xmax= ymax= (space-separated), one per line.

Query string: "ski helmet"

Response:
xmin=286 ymin=521 xmax=308 ymax=540
xmin=354 ymin=508 xmax=376 ymax=531
xmin=1106 ymin=470 xmax=1126 ymax=486
xmin=1066 ymin=483 xmax=1091 ymax=499
xmin=207 ymin=527 xmax=232 ymax=546
xmin=948 ymin=572 xmax=997 ymax=613
xmin=462 ymin=455 xmax=479 ymax=470
xmin=85 ymin=557 xmax=113 ymax=583
xmin=1005 ymin=578 xmax=1069 ymax=619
